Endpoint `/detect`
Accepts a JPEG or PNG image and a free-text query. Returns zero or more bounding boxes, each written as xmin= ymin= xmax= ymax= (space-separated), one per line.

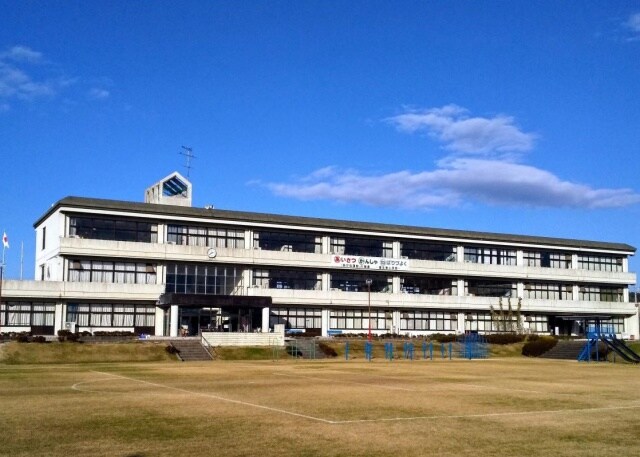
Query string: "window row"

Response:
xmin=400 ymin=311 xmax=458 ymax=331
xmin=329 ymin=309 xmax=392 ymax=331
xmin=165 ymin=263 xmax=242 ymax=295
xmin=167 ymin=225 xmax=245 ymax=248
xmin=66 ymin=216 xmax=626 ymax=271
xmin=70 ymin=216 xmax=158 ymax=243
xmin=68 ymin=260 xmax=157 ymax=284
xmin=270 ymin=308 xmax=322 ymax=329
xmin=67 ymin=303 xmax=155 ymax=328
xmin=0 ymin=302 xmax=55 ymax=326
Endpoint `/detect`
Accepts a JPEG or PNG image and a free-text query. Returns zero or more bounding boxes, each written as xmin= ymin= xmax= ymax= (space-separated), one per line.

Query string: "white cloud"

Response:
xmin=623 ymin=12 xmax=640 ymax=41
xmin=265 ymin=105 xmax=640 ymax=210
xmin=88 ymin=88 xmax=110 ymax=100
xmin=0 ymin=45 xmax=43 ymax=63
xmin=268 ymin=159 xmax=640 ymax=209
xmin=387 ymin=104 xmax=536 ymax=154
xmin=0 ymin=45 xmax=81 ymax=107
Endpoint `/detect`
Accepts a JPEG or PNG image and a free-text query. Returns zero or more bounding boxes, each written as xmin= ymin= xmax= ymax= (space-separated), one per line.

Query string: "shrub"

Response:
xmin=428 ymin=333 xmax=458 ymax=343
xmin=16 ymin=334 xmax=30 ymax=343
xmin=165 ymin=345 xmax=179 ymax=354
xmin=522 ymin=337 xmax=557 ymax=357
xmin=485 ymin=333 xmax=525 ymax=345
xmin=318 ymin=342 xmax=338 ymax=357
xmin=32 ymin=336 xmax=47 ymax=343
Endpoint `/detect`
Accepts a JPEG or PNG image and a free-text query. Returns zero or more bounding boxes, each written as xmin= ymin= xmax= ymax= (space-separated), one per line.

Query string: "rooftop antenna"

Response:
xmin=179 ymin=146 xmax=196 ymax=177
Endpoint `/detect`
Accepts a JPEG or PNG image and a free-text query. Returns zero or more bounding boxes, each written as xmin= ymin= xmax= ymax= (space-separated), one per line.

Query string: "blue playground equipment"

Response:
xmin=578 ymin=323 xmax=640 ymax=363
xmin=365 ymin=341 xmax=373 ymax=361
xmin=385 ymin=342 xmax=394 ymax=361
xmin=403 ymin=342 xmax=415 ymax=360
xmin=457 ymin=333 xmax=489 ymax=359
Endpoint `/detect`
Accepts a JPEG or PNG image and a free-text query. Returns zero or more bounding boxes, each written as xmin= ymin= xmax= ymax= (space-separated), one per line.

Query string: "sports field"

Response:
xmin=2 ymin=358 xmax=639 ymax=457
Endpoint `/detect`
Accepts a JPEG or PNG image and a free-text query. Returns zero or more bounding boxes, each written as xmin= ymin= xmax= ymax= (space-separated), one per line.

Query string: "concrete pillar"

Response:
xmin=155 ymin=307 xmax=165 ymax=336
xmin=392 ymin=275 xmax=401 ymax=293
xmin=170 ymin=305 xmax=179 ymax=337
xmin=572 ymin=254 xmax=579 ymax=269
xmin=322 ymin=236 xmax=330 ymax=254
xmin=623 ymin=257 xmax=629 ymax=273
xmin=392 ymin=240 xmax=401 ymax=258
xmin=573 ymin=285 xmax=580 ymax=300
xmin=517 ymin=282 xmax=524 ymax=299
xmin=322 ymin=272 xmax=331 ymax=291
xmin=456 ymin=245 xmax=464 ymax=262
xmin=516 ymin=250 xmax=524 ymax=266
xmin=457 ymin=313 xmax=466 ymax=333
xmin=54 ymin=302 xmax=65 ymax=334
xmin=321 ymin=308 xmax=330 ymax=336
xmin=392 ymin=309 xmax=401 ymax=334
xmin=457 ymin=279 xmax=465 ymax=296
xmin=262 ymin=307 xmax=270 ymax=332
xmin=625 ymin=311 xmax=639 ymax=340
xmin=245 ymin=229 xmax=254 ymax=249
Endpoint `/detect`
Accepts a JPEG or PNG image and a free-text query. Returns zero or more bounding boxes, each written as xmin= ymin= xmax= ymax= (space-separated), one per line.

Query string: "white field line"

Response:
xmin=71 ymin=370 xmax=640 ymax=426
xmin=80 ymin=371 xmax=334 ymax=424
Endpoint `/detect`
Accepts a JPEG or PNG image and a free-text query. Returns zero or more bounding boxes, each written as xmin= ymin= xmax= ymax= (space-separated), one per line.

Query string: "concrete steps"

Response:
xmin=169 ymin=338 xmax=214 ymax=362
xmin=540 ymin=340 xmax=587 ymax=360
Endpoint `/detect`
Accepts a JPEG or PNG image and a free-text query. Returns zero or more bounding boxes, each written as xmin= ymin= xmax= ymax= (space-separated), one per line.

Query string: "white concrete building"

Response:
xmin=1 ymin=172 xmax=638 ymax=338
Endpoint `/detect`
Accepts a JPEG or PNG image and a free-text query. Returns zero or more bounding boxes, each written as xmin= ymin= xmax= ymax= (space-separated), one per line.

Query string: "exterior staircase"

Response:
xmin=286 ymin=339 xmax=326 ymax=359
xmin=539 ymin=340 xmax=588 ymax=360
xmin=169 ymin=338 xmax=214 ymax=361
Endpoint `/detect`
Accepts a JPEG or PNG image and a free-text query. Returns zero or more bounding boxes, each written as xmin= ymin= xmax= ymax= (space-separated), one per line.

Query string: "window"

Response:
xmin=330 ymin=273 xmax=391 ymax=292
xmin=466 ymin=280 xmax=516 ymax=297
xmin=330 ymin=236 xmax=391 ymax=257
xmin=330 ymin=309 xmax=392 ymax=331
xmin=400 ymin=276 xmax=457 ymax=295
xmin=270 ymin=308 xmax=322 ymax=329
xmin=525 ymin=315 xmax=549 ymax=333
xmin=67 ymin=260 xmax=157 ymax=284
xmin=253 ymin=230 xmax=321 ymax=253
xmin=0 ymin=302 xmax=55 ymax=327
xmin=524 ymin=283 xmax=573 ymax=300
xmin=67 ymin=303 xmax=155 ymax=329
xmin=165 ymin=263 xmax=242 ymax=295
xmin=167 ymin=225 xmax=245 ymax=248
xmin=577 ymin=255 xmax=623 ymax=272
xmin=42 ymin=226 xmax=46 ymax=250
xmin=400 ymin=310 xmax=458 ymax=331
xmin=523 ymin=251 xmax=571 ymax=268
xmin=69 ymin=216 xmax=158 ymax=243
xmin=464 ymin=246 xmax=516 ymax=265
xmin=400 ymin=241 xmax=456 ymax=261
xmin=253 ymin=269 xmax=321 ymax=290
xmin=586 ymin=317 xmax=624 ymax=334
xmin=579 ymin=286 xmax=623 ymax=302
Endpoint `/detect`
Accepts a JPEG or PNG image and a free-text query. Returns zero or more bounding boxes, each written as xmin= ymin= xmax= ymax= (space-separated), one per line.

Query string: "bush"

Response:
xmin=428 ymin=333 xmax=458 ymax=343
xmin=16 ymin=334 xmax=30 ymax=343
xmin=318 ymin=342 xmax=338 ymax=357
xmin=32 ymin=336 xmax=47 ymax=343
xmin=486 ymin=334 xmax=525 ymax=345
xmin=522 ymin=337 xmax=557 ymax=357
xmin=165 ymin=345 xmax=179 ymax=354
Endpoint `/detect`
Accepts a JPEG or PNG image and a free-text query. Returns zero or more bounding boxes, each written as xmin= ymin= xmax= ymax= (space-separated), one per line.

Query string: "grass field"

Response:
xmin=2 ymin=357 xmax=639 ymax=457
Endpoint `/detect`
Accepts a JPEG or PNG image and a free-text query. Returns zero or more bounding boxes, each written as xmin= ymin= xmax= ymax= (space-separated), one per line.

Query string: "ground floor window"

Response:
xmin=525 ymin=315 xmax=549 ymax=333
xmin=270 ymin=308 xmax=322 ymax=329
xmin=329 ymin=309 xmax=392 ymax=331
xmin=585 ymin=317 xmax=625 ymax=334
xmin=400 ymin=310 xmax=458 ymax=331
xmin=66 ymin=303 xmax=155 ymax=329
xmin=0 ymin=301 xmax=55 ymax=327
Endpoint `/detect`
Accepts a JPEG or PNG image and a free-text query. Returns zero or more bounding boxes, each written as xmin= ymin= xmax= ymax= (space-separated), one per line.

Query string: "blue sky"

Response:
xmin=1 ymin=1 xmax=639 ymax=285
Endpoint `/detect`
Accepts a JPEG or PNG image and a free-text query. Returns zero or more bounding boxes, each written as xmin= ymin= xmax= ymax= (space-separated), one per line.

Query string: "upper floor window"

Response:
xmin=464 ymin=246 xmax=516 ymax=266
xmin=524 ymin=283 xmax=573 ymax=300
xmin=253 ymin=230 xmax=321 ymax=253
xmin=466 ymin=279 xmax=516 ymax=297
xmin=165 ymin=263 xmax=242 ymax=295
xmin=68 ymin=259 xmax=157 ymax=284
xmin=42 ymin=227 xmax=46 ymax=250
xmin=579 ymin=286 xmax=623 ymax=302
xmin=523 ymin=251 xmax=572 ymax=269
xmin=167 ymin=225 xmax=244 ymax=249
xmin=253 ymin=268 xmax=321 ymax=290
xmin=330 ymin=236 xmax=391 ymax=257
xmin=577 ymin=254 xmax=623 ymax=272
xmin=400 ymin=241 xmax=456 ymax=261
xmin=330 ymin=273 xmax=391 ymax=293
xmin=400 ymin=276 xmax=457 ymax=295
xmin=69 ymin=216 xmax=158 ymax=243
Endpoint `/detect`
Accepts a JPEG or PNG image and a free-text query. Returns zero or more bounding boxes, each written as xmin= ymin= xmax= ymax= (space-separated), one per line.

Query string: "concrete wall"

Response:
xmin=202 ymin=329 xmax=285 ymax=347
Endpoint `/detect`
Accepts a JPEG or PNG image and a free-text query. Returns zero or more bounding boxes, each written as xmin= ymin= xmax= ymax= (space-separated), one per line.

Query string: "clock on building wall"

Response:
xmin=207 ymin=248 xmax=217 ymax=259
